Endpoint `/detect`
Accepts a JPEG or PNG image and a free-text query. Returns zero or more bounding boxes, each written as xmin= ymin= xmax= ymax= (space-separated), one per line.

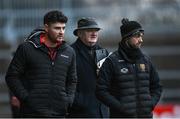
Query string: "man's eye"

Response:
xmin=134 ymin=33 xmax=143 ymax=38
xmin=137 ymin=34 xmax=141 ymax=37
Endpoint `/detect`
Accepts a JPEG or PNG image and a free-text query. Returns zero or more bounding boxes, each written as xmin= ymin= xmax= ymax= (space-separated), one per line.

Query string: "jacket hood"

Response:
xmin=25 ymin=27 xmax=67 ymax=49
xmin=25 ymin=27 xmax=45 ymax=48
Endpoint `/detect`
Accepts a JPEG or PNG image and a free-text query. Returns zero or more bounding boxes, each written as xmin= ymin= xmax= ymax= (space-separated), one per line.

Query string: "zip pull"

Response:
xmin=52 ymin=62 xmax=54 ymax=66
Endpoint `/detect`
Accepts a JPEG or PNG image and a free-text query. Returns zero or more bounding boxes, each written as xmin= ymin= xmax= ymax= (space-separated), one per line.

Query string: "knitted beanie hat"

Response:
xmin=120 ymin=18 xmax=144 ymax=39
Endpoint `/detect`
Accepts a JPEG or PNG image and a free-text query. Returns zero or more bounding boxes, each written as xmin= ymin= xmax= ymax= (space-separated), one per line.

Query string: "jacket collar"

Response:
xmin=74 ymin=39 xmax=98 ymax=68
xmin=25 ymin=28 xmax=67 ymax=50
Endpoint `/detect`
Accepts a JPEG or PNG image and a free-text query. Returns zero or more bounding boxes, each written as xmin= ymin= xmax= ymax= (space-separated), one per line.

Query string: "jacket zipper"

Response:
xmin=133 ymin=63 xmax=139 ymax=117
xmin=49 ymin=60 xmax=55 ymax=114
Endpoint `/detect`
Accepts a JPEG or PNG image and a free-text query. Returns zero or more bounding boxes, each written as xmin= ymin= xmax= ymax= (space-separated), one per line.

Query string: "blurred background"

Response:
xmin=0 ymin=0 xmax=180 ymax=118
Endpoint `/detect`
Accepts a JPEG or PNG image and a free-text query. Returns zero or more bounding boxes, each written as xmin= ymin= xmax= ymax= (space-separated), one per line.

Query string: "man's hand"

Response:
xmin=11 ymin=96 xmax=20 ymax=108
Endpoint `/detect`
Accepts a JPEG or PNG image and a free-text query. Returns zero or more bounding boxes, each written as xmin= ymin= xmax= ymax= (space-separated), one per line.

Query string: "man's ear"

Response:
xmin=77 ymin=30 xmax=82 ymax=36
xmin=44 ymin=24 xmax=48 ymax=32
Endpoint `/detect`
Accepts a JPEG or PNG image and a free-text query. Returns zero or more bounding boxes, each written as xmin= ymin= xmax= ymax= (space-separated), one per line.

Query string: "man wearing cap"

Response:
xmin=96 ymin=18 xmax=162 ymax=118
xmin=67 ymin=18 xmax=109 ymax=118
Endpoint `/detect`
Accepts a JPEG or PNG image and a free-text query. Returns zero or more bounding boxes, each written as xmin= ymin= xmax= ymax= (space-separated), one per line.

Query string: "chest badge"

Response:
xmin=140 ymin=64 xmax=146 ymax=72
xmin=120 ymin=68 xmax=129 ymax=74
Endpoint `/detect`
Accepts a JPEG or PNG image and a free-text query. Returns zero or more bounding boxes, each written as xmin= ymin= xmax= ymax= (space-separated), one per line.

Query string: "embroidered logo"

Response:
xmin=120 ymin=68 xmax=128 ymax=73
xmin=139 ymin=64 xmax=146 ymax=72
xmin=61 ymin=54 xmax=69 ymax=58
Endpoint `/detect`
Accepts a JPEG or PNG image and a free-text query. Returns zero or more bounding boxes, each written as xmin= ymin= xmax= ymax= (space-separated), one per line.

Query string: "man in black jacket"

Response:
xmin=5 ymin=10 xmax=77 ymax=118
xmin=96 ymin=18 xmax=162 ymax=118
xmin=68 ymin=17 xmax=109 ymax=118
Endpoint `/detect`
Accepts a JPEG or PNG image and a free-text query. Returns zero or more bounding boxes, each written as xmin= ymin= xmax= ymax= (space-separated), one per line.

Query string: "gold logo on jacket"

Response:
xmin=139 ymin=64 xmax=145 ymax=72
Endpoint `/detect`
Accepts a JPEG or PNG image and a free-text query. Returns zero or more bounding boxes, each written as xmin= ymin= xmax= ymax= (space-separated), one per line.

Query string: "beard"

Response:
xmin=126 ymin=40 xmax=141 ymax=49
xmin=47 ymin=33 xmax=62 ymax=43
xmin=132 ymin=43 xmax=142 ymax=49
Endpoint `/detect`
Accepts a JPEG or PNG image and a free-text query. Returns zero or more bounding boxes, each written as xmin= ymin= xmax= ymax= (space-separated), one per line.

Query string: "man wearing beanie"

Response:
xmin=96 ymin=18 xmax=162 ymax=118
xmin=67 ymin=17 xmax=109 ymax=118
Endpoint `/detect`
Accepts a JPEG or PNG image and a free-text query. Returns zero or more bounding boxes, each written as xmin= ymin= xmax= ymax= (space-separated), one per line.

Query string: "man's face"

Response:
xmin=128 ymin=32 xmax=144 ymax=49
xmin=78 ymin=29 xmax=99 ymax=46
xmin=45 ymin=22 xmax=66 ymax=43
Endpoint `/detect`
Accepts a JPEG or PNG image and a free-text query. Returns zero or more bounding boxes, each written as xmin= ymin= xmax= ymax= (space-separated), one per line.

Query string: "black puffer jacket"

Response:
xmin=5 ymin=31 xmax=77 ymax=117
xmin=96 ymin=45 xmax=162 ymax=118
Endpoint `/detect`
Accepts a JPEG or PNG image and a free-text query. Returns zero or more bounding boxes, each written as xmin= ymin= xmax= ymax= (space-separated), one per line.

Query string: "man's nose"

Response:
xmin=59 ymin=28 xmax=64 ymax=34
xmin=139 ymin=37 xmax=143 ymax=42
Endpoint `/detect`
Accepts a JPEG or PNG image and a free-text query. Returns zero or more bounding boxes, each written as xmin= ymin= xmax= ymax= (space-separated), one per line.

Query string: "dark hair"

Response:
xmin=43 ymin=10 xmax=68 ymax=25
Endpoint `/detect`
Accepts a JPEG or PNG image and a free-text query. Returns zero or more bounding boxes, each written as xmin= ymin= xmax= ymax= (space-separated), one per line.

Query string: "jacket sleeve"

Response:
xmin=66 ymin=50 xmax=77 ymax=105
xmin=96 ymin=57 xmax=123 ymax=111
xmin=5 ymin=44 xmax=29 ymax=102
xmin=149 ymin=61 xmax=162 ymax=109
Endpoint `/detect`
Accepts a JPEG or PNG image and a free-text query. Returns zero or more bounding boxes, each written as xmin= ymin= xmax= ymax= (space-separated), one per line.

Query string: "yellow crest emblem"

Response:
xmin=140 ymin=64 xmax=145 ymax=72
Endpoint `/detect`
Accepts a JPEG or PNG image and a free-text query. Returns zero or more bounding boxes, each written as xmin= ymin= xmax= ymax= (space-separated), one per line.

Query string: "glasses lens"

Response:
xmin=133 ymin=31 xmax=144 ymax=38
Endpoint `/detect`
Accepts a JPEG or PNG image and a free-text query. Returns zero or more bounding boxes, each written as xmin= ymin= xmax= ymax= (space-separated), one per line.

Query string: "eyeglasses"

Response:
xmin=132 ymin=31 xmax=144 ymax=38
